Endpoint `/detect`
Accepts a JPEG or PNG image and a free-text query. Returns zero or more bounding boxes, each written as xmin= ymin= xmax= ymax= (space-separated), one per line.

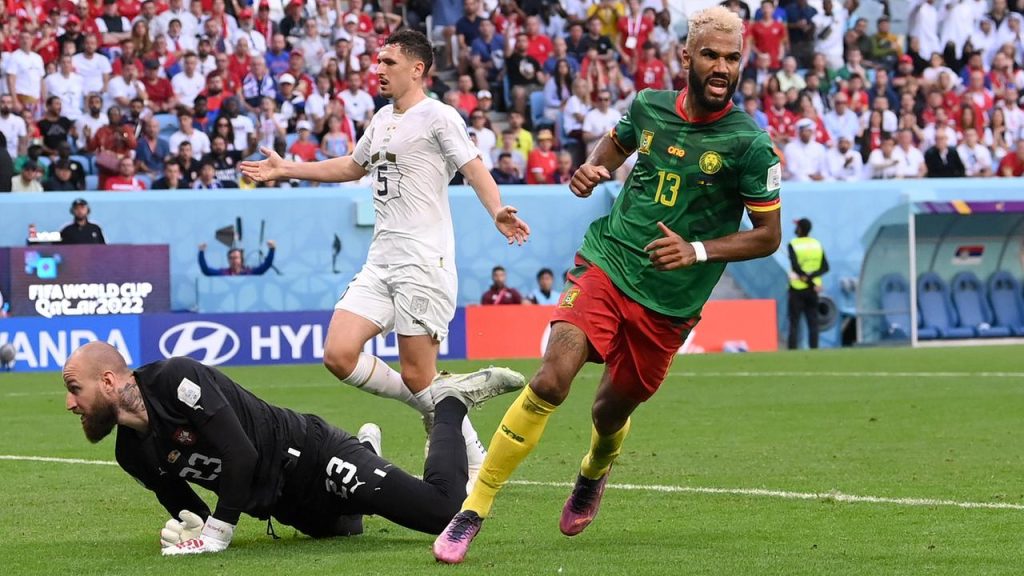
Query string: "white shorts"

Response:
xmin=335 ymin=262 xmax=458 ymax=341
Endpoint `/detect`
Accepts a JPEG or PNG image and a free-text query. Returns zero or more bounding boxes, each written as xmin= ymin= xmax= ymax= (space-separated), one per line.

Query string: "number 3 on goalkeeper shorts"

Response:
xmin=654 ymin=170 xmax=681 ymax=207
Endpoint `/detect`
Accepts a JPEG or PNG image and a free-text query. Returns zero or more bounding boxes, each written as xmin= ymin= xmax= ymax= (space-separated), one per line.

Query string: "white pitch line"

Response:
xmin=2 ymin=454 xmax=1020 ymax=511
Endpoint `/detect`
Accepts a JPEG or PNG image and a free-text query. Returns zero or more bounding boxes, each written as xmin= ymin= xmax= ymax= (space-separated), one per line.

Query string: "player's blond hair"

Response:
xmin=686 ymin=6 xmax=745 ymax=53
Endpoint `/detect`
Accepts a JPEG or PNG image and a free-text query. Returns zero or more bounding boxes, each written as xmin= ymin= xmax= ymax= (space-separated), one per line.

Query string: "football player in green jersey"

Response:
xmin=434 ymin=6 xmax=783 ymax=563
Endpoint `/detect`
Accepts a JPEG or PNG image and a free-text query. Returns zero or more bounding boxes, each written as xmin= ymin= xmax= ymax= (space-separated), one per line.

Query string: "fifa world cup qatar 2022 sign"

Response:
xmin=0 ymin=245 xmax=171 ymax=318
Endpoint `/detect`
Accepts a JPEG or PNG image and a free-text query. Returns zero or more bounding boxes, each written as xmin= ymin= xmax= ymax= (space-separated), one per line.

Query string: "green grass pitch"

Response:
xmin=3 ymin=346 xmax=1024 ymax=575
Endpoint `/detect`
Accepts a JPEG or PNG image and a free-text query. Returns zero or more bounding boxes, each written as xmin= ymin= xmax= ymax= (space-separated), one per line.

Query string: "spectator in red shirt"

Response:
xmin=525 ymin=15 xmax=554 ymax=65
xmin=105 ymin=156 xmax=147 ymax=191
xmin=229 ymin=37 xmax=254 ymax=87
xmin=140 ymin=58 xmax=176 ymax=112
xmin=633 ymin=42 xmax=668 ymax=91
xmin=480 ymin=266 xmax=523 ymax=305
xmin=964 ymin=69 xmax=994 ymax=117
xmin=288 ymin=119 xmax=319 ymax=162
xmin=616 ymin=0 xmax=654 ymax=69
xmin=34 ymin=22 xmax=61 ymax=67
xmin=766 ymin=91 xmax=797 ymax=143
xmin=998 ymin=141 xmax=1024 ymax=177
xmin=526 ymin=128 xmax=558 ymax=184
xmin=455 ymin=74 xmax=478 ymax=117
xmin=749 ymin=0 xmax=788 ymax=69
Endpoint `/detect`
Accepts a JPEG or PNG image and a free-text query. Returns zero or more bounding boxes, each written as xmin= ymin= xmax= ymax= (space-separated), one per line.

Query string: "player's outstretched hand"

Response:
xmin=644 ymin=222 xmax=697 ymax=271
xmin=569 ymin=164 xmax=611 ymax=198
xmin=239 ymin=147 xmax=285 ymax=182
xmin=495 ymin=206 xmax=530 ymax=246
xmin=160 ymin=510 xmax=204 ymax=548
xmin=161 ymin=517 xmax=234 ymax=556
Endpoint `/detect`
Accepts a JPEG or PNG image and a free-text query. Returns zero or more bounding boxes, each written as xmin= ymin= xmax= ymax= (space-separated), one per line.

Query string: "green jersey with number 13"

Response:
xmin=578 ymin=89 xmax=782 ymax=319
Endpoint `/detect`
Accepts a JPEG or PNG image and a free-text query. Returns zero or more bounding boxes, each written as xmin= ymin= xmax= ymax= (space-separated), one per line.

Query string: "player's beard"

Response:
xmin=689 ymin=66 xmax=737 ymax=112
xmin=81 ymin=402 xmax=117 ymax=444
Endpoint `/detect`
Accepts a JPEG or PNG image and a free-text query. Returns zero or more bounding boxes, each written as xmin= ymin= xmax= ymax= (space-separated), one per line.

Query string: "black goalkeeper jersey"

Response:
xmin=114 ymin=357 xmax=312 ymax=525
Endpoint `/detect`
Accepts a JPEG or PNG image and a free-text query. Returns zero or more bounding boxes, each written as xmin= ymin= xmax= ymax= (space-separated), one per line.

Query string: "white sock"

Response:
xmin=342 ymin=353 xmax=420 ymax=412
xmin=412 ymin=386 xmax=435 ymax=418
xmin=462 ymin=415 xmax=487 ymax=467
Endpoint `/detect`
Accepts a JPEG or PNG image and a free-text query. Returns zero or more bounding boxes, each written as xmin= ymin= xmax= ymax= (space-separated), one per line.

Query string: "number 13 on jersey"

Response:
xmin=653 ymin=170 xmax=681 ymax=207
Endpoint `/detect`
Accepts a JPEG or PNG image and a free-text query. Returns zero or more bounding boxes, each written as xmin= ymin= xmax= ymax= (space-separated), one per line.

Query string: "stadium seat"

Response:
xmin=878 ymin=273 xmax=911 ymax=339
xmin=916 ymin=272 xmax=975 ymax=339
xmin=155 ymin=113 xmax=178 ymax=136
xmin=950 ymin=272 xmax=1012 ymax=338
xmin=285 ymin=132 xmax=299 ymax=149
xmin=529 ymin=91 xmax=548 ymax=129
xmin=70 ymin=154 xmax=93 ymax=175
xmin=136 ymin=174 xmax=153 ymax=189
xmin=987 ymin=271 xmax=1024 ymax=336
xmin=85 ymin=174 xmax=99 ymax=190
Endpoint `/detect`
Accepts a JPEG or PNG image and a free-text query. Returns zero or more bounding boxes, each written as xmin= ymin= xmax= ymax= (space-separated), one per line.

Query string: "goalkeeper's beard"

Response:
xmin=82 ymin=402 xmax=118 ymax=443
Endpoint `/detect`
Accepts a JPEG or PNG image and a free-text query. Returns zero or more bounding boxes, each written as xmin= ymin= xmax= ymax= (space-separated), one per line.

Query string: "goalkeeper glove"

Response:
xmin=161 ymin=517 xmax=235 ymax=556
xmin=160 ymin=510 xmax=204 ymax=548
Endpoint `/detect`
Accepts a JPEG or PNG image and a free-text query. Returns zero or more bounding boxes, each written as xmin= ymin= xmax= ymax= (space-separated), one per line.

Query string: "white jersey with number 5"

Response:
xmin=352 ymin=98 xmax=479 ymax=270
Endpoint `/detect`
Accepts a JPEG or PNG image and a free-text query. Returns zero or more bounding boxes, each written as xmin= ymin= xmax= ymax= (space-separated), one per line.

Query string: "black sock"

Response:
xmin=423 ymin=397 xmax=469 ymax=497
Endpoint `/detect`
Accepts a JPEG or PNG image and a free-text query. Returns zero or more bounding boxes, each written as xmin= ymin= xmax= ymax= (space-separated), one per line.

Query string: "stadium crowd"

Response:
xmin=0 ymin=0 xmax=1022 ymax=192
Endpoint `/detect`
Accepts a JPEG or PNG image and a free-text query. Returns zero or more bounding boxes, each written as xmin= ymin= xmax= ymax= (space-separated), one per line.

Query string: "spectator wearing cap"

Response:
xmin=784 ymin=118 xmax=828 ymax=181
xmin=582 ymin=90 xmax=621 ymax=155
xmin=169 ymin=109 xmax=211 ymax=160
xmin=242 ymin=58 xmax=277 ymax=114
xmin=139 ymin=59 xmax=177 ymax=113
xmin=475 ymin=90 xmax=494 ymax=114
xmin=490 ymin=152 xmax=524 ymax=185
xmin=565 ymin=22 xmax=589 ymax=63
xmin=526 ymin=129 xmax=558 ymax=185
xmin=288 ymin=120 xmax=319 ymax=163
xmin=44 ymin=160 xmax=83 ymax=192
xmin=233 ymin=8 xmax=268 ymax=56
xmin=265 ymin=33 xmax=292 ymax=78
xmin=825 ymin=135 xmax=863 ymax=181
xmin=280 ymin=0 xmax=307 ymax=41
xmin=342 ymin=0 xmax=373 ymax=37
xmin=340 ymin=70 xmax=374 ymax=138
xmin=284 ymin=51 xmax=316 ymax=97
xmin=135 ymin=117 xmax=170 ymax=178
xmin=105 ymin=156 xmax=147 ymax=191
xmin=38 ymin=97 xmax=74 ymax=157
xmin=6 ymin=31 xmax=45 ymax=114
xmin=61 ymin=199 xmax=106 ymax=244
xmin=59 ymin=14 xmax=87 ymax=54
xmin=154 ymin=0 xmax=198 ymax=40
xmin=335 ymin=14 xmax=368 ymax=59
xmin=276 ymin=73 xmax=307 ymax=125
xmin=11 ymin=161 xmax=43 ymax=193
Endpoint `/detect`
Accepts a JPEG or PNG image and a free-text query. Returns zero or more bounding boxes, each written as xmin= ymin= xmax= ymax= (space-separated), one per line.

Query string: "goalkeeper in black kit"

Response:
xmin=61 ymin=342 xmax=524 ymax=555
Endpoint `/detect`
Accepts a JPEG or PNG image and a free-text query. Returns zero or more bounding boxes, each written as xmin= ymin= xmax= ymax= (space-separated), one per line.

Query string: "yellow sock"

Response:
xmin=462 ymin=386 xmax=557 ymax=517
xmin=580 ymin=418 xmax=631 ymax=480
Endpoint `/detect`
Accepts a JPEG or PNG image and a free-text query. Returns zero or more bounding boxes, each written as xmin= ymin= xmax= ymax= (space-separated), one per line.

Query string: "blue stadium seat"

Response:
xmin=136 ymin=174 xmax=153 ymax=189
xmin=950 ymin=272 xmax=1011 ymax=338
xmin=529 ymin=90 xmax=547 ymax=129
xmin=987 ymin=271 xmax=1024 ymax=336
xmin=70 ymin=154 xmax=93 ymax=175
xmin=917 ymin=272 xmax=975 ymax=339
xmin=85 ymin=174 xmax=99 ymax=190
xmin=878 ymin=273 xmax=911 ymax=339
xmin=155 ymin=113 xmax=178 ymax=136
